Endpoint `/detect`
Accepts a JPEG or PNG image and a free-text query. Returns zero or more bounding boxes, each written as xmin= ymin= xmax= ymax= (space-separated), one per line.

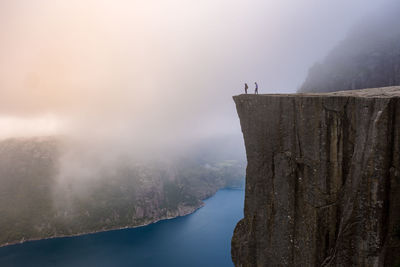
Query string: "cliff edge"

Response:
xmin=232 ymin=87 xmax=400 ymax=266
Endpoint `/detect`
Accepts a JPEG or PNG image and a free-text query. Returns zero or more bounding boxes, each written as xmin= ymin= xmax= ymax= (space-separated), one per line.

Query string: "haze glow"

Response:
xmin=0 ymin=0 xmax=390 ymax=140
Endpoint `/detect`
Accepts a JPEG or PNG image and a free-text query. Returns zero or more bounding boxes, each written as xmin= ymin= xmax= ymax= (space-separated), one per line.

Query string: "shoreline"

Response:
xmin=0 ymin=185 xmax=244 ymax=249
xmin=0 ymin=202 xmax=204 ymax=249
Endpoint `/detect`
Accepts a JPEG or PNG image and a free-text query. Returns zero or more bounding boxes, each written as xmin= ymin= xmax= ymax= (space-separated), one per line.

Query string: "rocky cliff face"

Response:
xmin=232 ymin=87 xmax=400 ymax=266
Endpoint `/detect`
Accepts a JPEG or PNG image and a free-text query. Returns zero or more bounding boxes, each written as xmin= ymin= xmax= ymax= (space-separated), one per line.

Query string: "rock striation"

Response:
xmin=232 ymin=87 xmax=400 ymax=266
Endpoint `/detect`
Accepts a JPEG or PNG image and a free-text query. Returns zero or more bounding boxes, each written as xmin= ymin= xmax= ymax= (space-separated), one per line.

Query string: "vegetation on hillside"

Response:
xmin=0 ymin=136 xmax=245 ymax=246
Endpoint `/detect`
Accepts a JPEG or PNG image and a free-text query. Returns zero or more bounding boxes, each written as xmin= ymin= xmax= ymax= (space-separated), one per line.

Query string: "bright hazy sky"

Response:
xmin=0 ymin=0 xmax=392 ymax=141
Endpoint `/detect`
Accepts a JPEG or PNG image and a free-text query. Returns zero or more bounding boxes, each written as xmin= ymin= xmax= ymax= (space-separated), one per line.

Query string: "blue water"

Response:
xmin=0 ymin=188 xmax=244 ymax=267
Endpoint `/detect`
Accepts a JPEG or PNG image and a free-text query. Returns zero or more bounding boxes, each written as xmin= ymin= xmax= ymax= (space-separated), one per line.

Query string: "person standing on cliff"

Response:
xmin=255 ymin=82 xmax=259 ymax=94
xmin=244 ymin=83 xmax=248 ymax=94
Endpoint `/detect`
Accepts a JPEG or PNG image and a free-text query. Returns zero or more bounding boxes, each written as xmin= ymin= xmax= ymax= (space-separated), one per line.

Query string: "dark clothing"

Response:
xmin=244 ymin=83 xmax=248 ymax=94
xmin=255 ymin=82 xmax=258 ymax=94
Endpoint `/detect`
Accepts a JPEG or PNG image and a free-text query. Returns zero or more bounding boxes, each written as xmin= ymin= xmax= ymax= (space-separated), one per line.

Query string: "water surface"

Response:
xmin=0 ymin=188 xmax=244 ymax=267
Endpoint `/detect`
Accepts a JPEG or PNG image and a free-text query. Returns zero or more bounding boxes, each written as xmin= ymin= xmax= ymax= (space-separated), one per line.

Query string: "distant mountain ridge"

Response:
xmin=0 ymin=136 xmax=245 ymax=247
xmin=299 ymin=3 xmax=400 ymax=93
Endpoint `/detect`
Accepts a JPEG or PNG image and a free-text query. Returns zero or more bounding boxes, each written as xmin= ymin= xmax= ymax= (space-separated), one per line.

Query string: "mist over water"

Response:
xmin=0 ymin=0 xmax=396 ymax=188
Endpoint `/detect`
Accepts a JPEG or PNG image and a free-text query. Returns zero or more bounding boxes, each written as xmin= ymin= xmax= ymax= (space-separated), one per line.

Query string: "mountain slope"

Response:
xmin=0 ymin=136 xmax=245 ymax=246
xmin=299 ymin=4 xmax=400 ymax=93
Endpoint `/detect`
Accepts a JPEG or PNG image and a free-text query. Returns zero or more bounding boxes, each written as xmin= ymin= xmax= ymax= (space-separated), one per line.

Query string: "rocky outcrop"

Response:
xmin=232 ymin=87 xmax=400 ymax=266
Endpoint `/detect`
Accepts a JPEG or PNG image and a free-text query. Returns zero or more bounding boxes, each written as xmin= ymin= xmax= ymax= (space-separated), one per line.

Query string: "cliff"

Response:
xmin=232 ymin=87 xmax=400 ymax=266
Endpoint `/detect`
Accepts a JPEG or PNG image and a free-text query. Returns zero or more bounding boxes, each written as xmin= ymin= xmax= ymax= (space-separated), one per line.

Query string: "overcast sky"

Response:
xmin=0 ymin=0 xmax=393 ymax=142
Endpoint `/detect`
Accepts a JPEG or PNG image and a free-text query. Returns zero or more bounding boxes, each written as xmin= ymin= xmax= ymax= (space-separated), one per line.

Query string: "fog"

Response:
xmin=0 ymin=1 xmax=394 ymax=158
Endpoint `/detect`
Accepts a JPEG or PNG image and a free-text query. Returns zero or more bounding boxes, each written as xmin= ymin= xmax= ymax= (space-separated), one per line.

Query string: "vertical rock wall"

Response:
xmin=232 ymin=87 xmax=400 ymax=266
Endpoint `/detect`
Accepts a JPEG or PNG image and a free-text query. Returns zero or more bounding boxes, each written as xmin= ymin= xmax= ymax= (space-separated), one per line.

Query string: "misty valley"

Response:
xmin=0 ymin=188 xmax=245 ymax=267
xmin=2 ymin=0 xmax=400 ymax=266
xmin=0 ymin=136 xmax=245 ymax=248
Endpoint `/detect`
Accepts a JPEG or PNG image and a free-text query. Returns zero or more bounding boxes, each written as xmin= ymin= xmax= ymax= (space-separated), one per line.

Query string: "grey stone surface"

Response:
xmin=232 ymin=86 xmax=400 ymax=266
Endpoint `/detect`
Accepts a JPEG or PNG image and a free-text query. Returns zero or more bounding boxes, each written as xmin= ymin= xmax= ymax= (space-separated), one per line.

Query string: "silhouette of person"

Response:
xmin=255 ymin=82 xmax=258 ymax=94
xmin=244 ymin=83 xmax=248 ymax=94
